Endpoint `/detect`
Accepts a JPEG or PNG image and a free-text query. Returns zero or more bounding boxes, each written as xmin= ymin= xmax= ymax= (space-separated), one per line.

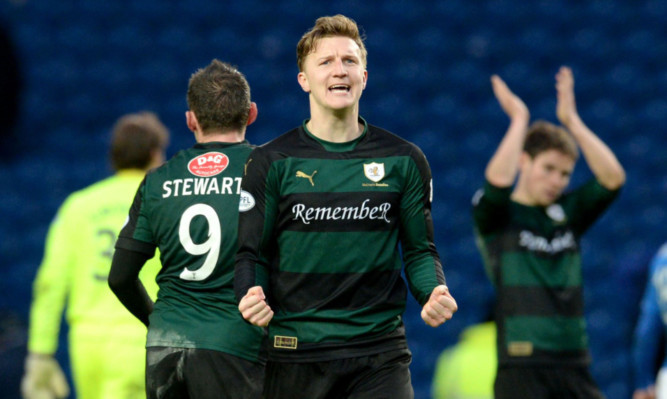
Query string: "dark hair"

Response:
xmin=186 ymin=59 xmax=251 ymax=134
xmin=297 ymin=14 xmax=367 ymax=72
xmin=110 ymin=111 xmax=169 ymax=171
xmin=524 ymin=120 xmax=579 ymax=160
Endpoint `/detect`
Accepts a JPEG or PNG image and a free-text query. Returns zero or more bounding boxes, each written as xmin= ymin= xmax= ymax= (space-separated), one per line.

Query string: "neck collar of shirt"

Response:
xmin=193 ymin=140 xmax=249 ymax=150
xmin=301 ymin=117 xmax=368 ymax=152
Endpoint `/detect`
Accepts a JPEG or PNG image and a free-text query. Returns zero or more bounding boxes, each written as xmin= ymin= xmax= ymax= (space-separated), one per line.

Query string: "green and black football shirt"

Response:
xmin=116 ymin=141 xmax=266 ymax=364
xmin=236 ymin=118 xmax=446 ymax=362
xmin=472 ymin=179 xmax=619 ymax=367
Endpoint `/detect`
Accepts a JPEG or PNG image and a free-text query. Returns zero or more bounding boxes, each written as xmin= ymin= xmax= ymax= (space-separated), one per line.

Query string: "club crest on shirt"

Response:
xmin=546 ymin=204 xmax=566 ymax=223
xmin=188 ymin=152 xmax=229 ymax=177
xmin=363 ymin=162 xmax=385 ymax=183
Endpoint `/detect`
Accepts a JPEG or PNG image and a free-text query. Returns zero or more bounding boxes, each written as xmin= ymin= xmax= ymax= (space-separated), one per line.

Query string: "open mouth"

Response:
xmin=329 ymin=85 xmax=350 ymax=92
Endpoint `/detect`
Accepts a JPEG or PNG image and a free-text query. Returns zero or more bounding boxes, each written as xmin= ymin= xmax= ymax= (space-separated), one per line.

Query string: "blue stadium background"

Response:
xmin=0 ymin=1 xmax=665 ymax=398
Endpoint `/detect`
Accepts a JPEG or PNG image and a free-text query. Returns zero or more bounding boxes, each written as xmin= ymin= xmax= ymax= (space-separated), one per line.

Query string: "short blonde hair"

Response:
xmin=296 ymin=14 xmax=367 ymax=72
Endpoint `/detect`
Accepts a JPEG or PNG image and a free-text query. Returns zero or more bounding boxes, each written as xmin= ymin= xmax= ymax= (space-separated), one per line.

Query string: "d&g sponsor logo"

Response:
xmin=188 ymin=152 xmax=229 ymax=177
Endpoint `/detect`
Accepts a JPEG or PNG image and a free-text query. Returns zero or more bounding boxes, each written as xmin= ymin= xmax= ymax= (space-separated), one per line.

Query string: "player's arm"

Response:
xmin=632 ymin=246 xmax=667 ymax=397
xmin=472 ymin=75 xmax=527 ymax=236
xmin=23 ymin=202 xmax=74 ymax=399
xmin=485 ymin=74 xmax=530 ymax=187
xmin=27 ymin=205 xmax=72 ymax=356
xmin=108 ymin=247 xmax=154 ymax=326
xmin=400 ymin=148 xmax=457 ymax=327
xmin=108 ymin=177 xmax=155 ymax=326
xmin=555 ymin=66 xmax=625 ymax=190
xmin=235 ymin=148 xmax=275 ymax=326
xmin=631 ymin=281 xmax=660 ymax=399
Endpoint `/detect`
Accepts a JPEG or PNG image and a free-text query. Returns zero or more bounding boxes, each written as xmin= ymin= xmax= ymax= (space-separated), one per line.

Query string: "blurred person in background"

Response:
xmin=472 ymin=66 xmax=625 ymax=399
xmin=22 ymin=111 xmax=169 ymax=399
xmin=108 ymin=59 xmax=266 ymax=399
xmin=632 ymin=242 xmax=667 ymax=399
xmin=432 ymin=321 xmax=496 ymax=399
xmin=235 ymin=14 xmax=457 ymax=399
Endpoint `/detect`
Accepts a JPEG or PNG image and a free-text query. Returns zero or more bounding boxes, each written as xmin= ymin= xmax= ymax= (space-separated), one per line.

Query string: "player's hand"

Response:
xmin=491 ymin=74 xmax=529 ymax=122
xmin=632 ymin=386 xmax=656 ymax=399
xmin=555 ymin=66 xmax=579 ymax=127
xmin=239 ymin=286 xmax=274 ymax=327
xmin=21 ymin=353 xmax=70 ymax=399
xmin=421 ymin=285 xmax=458 ymax=327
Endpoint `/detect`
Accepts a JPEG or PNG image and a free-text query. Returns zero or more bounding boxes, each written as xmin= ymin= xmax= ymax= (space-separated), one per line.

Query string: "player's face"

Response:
xmin=521 ymin=149 xmax=575 ymax=206
xmin=297 ymin=36 xmax=367 ymax=113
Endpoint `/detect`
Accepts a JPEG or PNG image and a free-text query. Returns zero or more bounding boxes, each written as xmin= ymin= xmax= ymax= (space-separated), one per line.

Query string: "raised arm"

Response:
xmin=555 ymin=66 xmax=626 ymax=190
xmin=485 ymin=75 xmax=531 ymax=187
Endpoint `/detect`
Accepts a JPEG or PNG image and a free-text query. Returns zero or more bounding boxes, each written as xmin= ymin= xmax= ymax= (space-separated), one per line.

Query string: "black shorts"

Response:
xmin=146 ymin=346 xmax=264 ymax=399
xmin=494 ymin=365 xmax=606 ymax=399
xmin=264 ymin=349 xmax=413 ymax=399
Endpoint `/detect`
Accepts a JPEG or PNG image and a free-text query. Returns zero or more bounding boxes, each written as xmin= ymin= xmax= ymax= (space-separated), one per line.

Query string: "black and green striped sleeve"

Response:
xmin=400 ymin=145 xmax=445 ymax=305
xmin=235 ymin=147 xmax=277 ymax=301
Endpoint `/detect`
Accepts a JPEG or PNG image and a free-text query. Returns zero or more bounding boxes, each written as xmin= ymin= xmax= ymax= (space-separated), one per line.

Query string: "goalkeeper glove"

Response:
xmin=20 ymin=353 xmax=70 ymax=399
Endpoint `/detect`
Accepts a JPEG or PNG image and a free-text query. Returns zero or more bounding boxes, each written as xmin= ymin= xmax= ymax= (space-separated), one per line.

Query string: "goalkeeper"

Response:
xmin=22 ymin=112 xmax=169 ymax=399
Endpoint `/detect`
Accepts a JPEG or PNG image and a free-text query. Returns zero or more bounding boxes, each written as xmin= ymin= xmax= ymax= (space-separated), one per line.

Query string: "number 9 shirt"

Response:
xmin=115 ymin=141 xmax=266 ymax=364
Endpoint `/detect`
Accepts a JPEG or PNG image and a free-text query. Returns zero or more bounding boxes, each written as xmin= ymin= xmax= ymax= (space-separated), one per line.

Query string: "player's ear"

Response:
xmin=185 ymin=111 xmax=199 ymax=134
xmin=247 ymin=102 xmax=258 ymax=126
xmin=297 ymin=71 xmax=310 ymax=93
